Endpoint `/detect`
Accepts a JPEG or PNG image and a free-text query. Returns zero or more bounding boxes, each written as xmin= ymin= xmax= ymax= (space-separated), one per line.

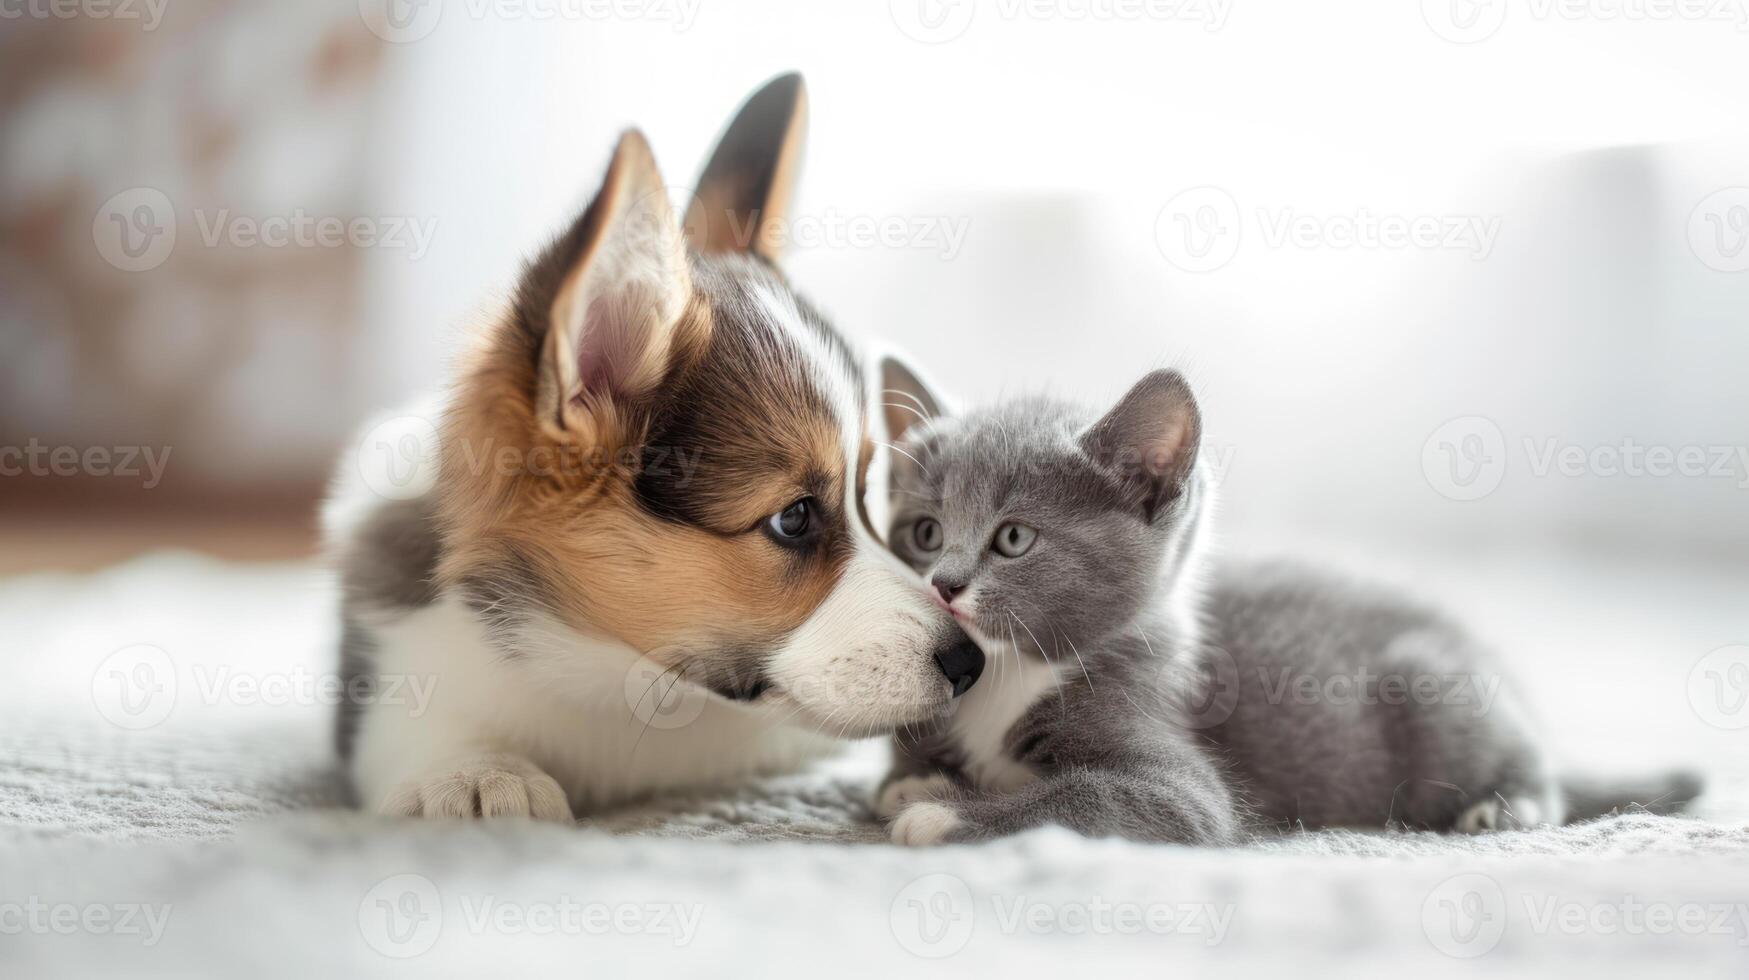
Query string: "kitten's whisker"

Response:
xmin=882 ymin=388 xmax=931 ymax=414
xmin=1060 ymin=633 xmax=1094 ymax=690
xmin=1010 ymin=609 xmax=1070 ymax=720
xmin=1044 ymin=619 xmax=1068 ymax=667
xmin=880 ymin=441 xmax=930 ymax=476
xmin=881 ymin=399 xmax=930 ymax=425
xmin=1000 ymin=626 xmax=1014 ymax=696
xmin=1007 ymin=609 xmax=1049 ymax=665
xmin=1017 ymin=600 xmax=1090 ymax=689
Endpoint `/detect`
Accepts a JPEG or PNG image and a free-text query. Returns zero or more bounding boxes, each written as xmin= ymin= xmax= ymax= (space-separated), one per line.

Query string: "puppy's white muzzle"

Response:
xmin=764 ymin=544 xmax=977 ymax=736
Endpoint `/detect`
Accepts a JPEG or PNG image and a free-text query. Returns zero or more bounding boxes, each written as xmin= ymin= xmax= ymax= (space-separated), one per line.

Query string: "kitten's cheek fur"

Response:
xmin=766 ymin=552 xmax=959 ymax=736
xmin=891 ymin=801 xmax=966 ymax=846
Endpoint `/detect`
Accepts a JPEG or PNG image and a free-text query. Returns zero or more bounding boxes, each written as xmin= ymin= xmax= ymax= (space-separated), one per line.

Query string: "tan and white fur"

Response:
xmin=325 ymin=74 xmax=983 ymax=820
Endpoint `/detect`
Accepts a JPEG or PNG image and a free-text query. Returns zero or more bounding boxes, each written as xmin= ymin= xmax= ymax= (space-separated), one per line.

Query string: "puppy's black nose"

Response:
xmin=934 ymin=639 xmax=984 ymax=698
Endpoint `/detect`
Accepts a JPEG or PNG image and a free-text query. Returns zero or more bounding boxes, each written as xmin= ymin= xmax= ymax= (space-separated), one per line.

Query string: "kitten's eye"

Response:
xmin=912 ymin=517 xmax=943 ymax=552
xmin=766 ymin=498 xmax=813 ymax=540
xmin=992 ymin=522 xmax=1036 ymax=558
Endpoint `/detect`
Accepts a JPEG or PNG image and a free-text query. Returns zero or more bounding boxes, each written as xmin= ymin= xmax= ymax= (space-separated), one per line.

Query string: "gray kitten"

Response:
xmin=874 ymin=362 xmax=1701 ymax=846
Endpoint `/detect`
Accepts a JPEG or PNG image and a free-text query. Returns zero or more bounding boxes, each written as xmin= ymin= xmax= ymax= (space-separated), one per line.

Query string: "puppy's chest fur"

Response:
xmin=924 ymin=653 xmax=1064 ymax=792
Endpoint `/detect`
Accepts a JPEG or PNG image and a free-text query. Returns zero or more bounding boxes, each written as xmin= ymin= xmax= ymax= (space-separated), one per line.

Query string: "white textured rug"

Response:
xmin=2 ymin=554 xmax=1746 ymax=977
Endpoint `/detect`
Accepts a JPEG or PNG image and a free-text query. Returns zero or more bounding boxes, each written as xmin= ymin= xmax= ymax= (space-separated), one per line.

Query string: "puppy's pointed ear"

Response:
xmin=684 ymin=72 xmax=807 ymax=261
xmin=1080 ymin=370 xmax=1202 ymax=522
xmin=533 ymin=130 xmax=702 ymax=443
xmin=879 ymin=354 xmax=948 ymax=444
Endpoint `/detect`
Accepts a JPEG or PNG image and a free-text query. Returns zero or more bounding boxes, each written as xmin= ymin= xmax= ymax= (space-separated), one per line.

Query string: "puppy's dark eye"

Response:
xmin=912 ymin=517 xmax=942 ymax=552
xmin=767 ymin=498 xmax=813 ymax=539
xmin=992 ymin=522 xmax=1036 ymax=558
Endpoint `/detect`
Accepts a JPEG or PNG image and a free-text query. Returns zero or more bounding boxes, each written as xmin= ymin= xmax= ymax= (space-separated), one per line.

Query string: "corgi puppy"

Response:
xmin=325 ymin=74 xmax=983 ymax=820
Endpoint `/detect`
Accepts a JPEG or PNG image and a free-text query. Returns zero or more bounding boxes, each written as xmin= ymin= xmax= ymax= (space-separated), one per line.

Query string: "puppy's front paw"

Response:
xmin=876 ymin=773 xmax=956 ymax=820
xmin=891 ymin=801 xmax=965 ymax=846
xmin=380 ymin=753 xmax=572 ymax=821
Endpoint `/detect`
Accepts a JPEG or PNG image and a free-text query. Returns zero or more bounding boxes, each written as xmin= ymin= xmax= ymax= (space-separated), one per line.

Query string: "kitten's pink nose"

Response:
xmin=932 ymin=575 xmax=968 ymax=605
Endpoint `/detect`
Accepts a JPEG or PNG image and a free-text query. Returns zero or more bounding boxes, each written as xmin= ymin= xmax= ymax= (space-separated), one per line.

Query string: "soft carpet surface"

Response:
xmin=2 ymin=554 xmax=1746 ymax=977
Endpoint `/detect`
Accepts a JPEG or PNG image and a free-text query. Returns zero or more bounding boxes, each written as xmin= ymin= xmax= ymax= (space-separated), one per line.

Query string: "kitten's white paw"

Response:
xmin=380 ymin=753 xmax=572 ymax=821
xmin=876 ymin=774 xmax=955 ymax=820
xmin=1456 ymin=799 xmax=1500 ymax=834
xmin=1505 ymin=796 xmax=1547 ymax=828
xmin=1456 ymin=795 xmax=1545 ymax=834
xmin=891 ymin=801 xmax=964 ymax=846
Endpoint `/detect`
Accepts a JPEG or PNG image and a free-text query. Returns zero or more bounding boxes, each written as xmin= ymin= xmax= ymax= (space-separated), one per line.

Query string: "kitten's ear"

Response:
xmin=1080 ymin=370 xmax=1202 ymax=522
xmin=684 ymin=72 xmax=807 ymax=261
xmin=879 ymin=353 xmax=949 ymax=444
xmin=532 ymin=131 xmax=703 ymax=445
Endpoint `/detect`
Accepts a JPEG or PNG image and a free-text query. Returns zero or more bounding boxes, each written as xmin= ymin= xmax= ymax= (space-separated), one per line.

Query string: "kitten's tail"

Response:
xmin=1560 ymin=769 xmax=1705 ymax=823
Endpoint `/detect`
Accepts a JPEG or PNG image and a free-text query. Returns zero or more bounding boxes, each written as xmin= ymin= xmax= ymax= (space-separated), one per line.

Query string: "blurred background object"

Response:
xmin=1 ymin=0 xmax=388 ymax=566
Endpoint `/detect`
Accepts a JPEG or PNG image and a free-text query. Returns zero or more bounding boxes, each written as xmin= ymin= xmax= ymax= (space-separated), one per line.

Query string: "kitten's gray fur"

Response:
xmin=878 ymin=364 xmax=1701 ymax=844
